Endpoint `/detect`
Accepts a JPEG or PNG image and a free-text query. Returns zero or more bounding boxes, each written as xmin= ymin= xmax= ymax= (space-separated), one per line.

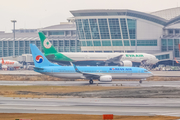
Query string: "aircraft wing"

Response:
xmin=141 ymin=59 xmax=147 ymax=64
xmin=34 ymin=67 xmax=44 ymax=70
xmin=72 ymin=63 xmax=100 ymax=79
xmin=105 ymin=55 xmax=123 ymax=63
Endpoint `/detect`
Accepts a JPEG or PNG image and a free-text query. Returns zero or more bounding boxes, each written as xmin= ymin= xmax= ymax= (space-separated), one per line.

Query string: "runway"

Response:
xmin=1 ymin=70 xmax=180 ymax=76
xmin=0 ymin=80 xmax=180 ymax=87
xmin=0 ymin=97 xmax=180 ymax=116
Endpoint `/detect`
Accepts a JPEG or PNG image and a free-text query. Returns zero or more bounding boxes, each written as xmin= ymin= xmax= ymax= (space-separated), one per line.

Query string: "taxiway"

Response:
xmin=0 ymin=97 xmax=180 ymax=116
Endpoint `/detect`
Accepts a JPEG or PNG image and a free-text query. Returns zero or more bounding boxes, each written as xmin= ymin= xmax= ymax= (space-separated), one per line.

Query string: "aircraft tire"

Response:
xmin=89 ymin=79 xmax=93 ymax=84
xmin=139 ymin=80 xmax=142 ymax=84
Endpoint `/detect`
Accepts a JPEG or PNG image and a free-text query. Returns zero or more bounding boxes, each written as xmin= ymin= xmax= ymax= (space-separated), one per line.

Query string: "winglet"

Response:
xmin=72 ymin=63 xmax=81 ymax=73
xmin=2 ymin=58 xmax=4 ymax=65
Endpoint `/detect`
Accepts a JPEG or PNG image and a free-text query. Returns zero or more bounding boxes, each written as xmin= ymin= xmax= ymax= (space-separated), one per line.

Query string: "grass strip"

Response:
xmin=0 ymin=85 xmax=132 ymax=98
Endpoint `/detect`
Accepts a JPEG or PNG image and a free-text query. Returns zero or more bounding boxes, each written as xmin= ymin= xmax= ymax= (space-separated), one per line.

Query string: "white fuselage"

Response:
xmin=61 ymin=52 xmax=158 ymax=65
xmin=0 ymin=60 xmax=22 ymax=68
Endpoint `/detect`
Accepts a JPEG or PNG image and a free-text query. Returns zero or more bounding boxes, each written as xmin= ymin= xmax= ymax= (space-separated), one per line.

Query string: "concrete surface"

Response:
xmin=0 ymin=70 xmax=40 ymax=75
xmin=0 ymin=80 xmax=180 ymax=87
xmin=0 ymin=70 xmax=180 ymax=76
xmin=0 ymin=97 xmax=180 ymax=116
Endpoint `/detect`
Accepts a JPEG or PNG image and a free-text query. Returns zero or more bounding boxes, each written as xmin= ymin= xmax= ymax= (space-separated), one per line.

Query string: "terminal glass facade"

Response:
xmin=112 ymin=40 xmax=123 ymax=46
xmin=137 ymin=40 xmax=157 ymax=46
xmin=75 ymin=17 xmax=160 ymax=53
xmin=82 ymin=19 xmax=91 ymax=39
xmin=89 ymin=19 xmax=100 ymax=39
xmin=98 ymin=19 xmax=110 ymax=39
xmin=127 ymin=19 xmax=136 ymax=39
xmin=161 ymin=39 xmax=180 ymax=57
xmin=0 ymin=32 xmax=81 ymax=57
xmin=108 ymin=18 xmax=121 ymax=39
xmin=75 ymin=18 xmax=138 ymax=48
xmin=120 ymin=18 xmax=129 ymax=39
xmin=156 ymin=54 xmax=170 ymax=60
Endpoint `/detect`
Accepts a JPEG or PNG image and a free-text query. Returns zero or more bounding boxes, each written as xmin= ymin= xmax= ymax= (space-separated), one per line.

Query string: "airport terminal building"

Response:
xmin=1 ymin=7 xmax=180 ymax=65
xmin=0 ymin=23 xmax=81 ymax=58
xmin=68 ymin=8 xmax=180 ymax=63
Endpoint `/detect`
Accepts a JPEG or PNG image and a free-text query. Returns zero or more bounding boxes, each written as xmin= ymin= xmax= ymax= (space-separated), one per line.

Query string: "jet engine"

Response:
xmin=99 ymin=75 xmax=112 ymax=82
xmin=119 ymin=60 xmax=132 ymax=67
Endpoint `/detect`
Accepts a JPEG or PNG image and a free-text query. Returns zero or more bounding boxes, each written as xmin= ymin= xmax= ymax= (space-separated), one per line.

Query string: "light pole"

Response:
xmin=11 ymin=20 xmax=17 ymax=57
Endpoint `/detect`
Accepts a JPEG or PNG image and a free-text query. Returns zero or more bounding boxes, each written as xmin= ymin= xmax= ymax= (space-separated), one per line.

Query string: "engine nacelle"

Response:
xmin=99 ymin=75 xmax=112 ymax=82
xmin=120 ymin=60 xmax=132 ymax=67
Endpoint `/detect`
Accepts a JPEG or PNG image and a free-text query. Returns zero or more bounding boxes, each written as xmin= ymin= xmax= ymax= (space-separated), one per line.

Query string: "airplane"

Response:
xmin=30 ymin=44 xmax=153 ymax=84
xmin=0 ymin=58 xmax=22 ymax=70
xmin=38 ymin=32 xmax=159 ymax=67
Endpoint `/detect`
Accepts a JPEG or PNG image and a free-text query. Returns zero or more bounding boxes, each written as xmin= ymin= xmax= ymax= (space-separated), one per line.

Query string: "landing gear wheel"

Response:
xmin=139 ymin=80 xmax=142 ymax=84
xmin=89 ymin=79 xmax=93 ymax=84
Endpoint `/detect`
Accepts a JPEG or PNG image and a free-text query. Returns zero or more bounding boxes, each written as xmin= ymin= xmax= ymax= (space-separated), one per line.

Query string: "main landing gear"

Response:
xmin=89 ymin=79 xmax=93 ymax=84
xmin=139 ymin=78 xmax=146 ymax=84
xmin=139 ymin=80 xmax=142 ymax=84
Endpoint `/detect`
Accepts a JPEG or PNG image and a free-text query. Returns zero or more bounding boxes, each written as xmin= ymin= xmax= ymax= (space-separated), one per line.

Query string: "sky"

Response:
xmin=0 ymin=0 xmax=179 ymax=33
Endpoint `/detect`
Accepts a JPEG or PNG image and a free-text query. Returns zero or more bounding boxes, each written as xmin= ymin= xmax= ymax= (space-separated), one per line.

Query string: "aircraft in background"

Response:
xmin=38 ymin=32 xmax=159 ymax=68
xmin=0 ymin=58 xmax=22 ymax=70
xmin=174 ymin=58 xmax=179 ymax=64
xmin=30 ymin=44 xmax=153 ymax=84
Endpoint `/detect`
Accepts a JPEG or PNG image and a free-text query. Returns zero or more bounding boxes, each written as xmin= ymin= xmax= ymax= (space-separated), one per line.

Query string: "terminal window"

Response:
xmin=98 ymin=19 xmax=110 ymax=39
xmin=137 ymin=40 xmax=157 ymax=46
xmin=108 ymin=18 xmax=121 ymax=39
xmin=124 ymin=40 xmax=130 ymax=46
xmin=86 ymin=41 xmax=93 ymax=46
xmin=93 ymin=41 xmax=101 ymax=46
xmin=112 ymin=40 xmax=123 ymax=46
xmin=102 ymin=40 xmax=111 ymax=46
xmin=82 ymin=19 xmax=91 ymax=39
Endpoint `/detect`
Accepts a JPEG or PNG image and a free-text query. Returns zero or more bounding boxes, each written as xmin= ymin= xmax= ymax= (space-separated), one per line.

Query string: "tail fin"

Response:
xmin=175 ymin=57 xmax=179 ymax=63
xmin=2 ymin=58 xmax=4 ymax=65
xmin=38 ymin=32 xmax=58 ymax=54
xmin=30 ymin=44 xmax=59 ymax=68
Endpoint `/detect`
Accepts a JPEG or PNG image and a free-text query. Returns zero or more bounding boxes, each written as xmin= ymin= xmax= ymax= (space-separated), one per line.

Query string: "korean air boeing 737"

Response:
xmin=30 ymin=44 xmax=153 ymax=84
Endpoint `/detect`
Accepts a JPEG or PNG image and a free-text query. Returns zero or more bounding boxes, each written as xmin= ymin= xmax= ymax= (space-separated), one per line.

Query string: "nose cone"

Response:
xmin=149 ymin=72 xmax=154 ymax=77
xmin=155 ymin=58 xmax=159 ymax=63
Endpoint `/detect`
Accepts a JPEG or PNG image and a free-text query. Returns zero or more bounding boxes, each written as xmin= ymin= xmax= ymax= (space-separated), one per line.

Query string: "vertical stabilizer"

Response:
xmin=30 ymin=44 xmax=59 ymax=67
xmin=38 ymin=32 xmax=58 ymax=54
xmin=2 ymin=58 xmax=4 ymax=65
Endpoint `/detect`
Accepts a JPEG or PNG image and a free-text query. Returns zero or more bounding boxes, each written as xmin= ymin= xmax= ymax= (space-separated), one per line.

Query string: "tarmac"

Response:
xmin=0 ymin=80 xmax=180 ymax=87
xmin=0 ymin=97 xmax=180 ymax=116
xmin=1 ymin=70 xmax=180 ymax=116
xmin=0 ymin=70 xmax=180 ymax=76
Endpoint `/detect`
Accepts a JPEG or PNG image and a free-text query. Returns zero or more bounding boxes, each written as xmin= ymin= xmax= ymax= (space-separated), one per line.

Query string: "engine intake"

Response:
xmin=120 ymin=60 xmax=132 ymax=67
xmin=99 ymin=75 xmax=112 ymax=82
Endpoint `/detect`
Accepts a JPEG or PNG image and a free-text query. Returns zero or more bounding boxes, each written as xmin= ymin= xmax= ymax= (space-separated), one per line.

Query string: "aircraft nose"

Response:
xmin=150 ymin=72 xmax=153 ymax=76
xmin=156 ymin=58 xmax=159 ymax=63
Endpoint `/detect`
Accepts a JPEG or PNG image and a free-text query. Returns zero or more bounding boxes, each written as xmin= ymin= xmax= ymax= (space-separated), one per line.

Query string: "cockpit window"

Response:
xmin=144 ymin=70 xmax=148 ymax=72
